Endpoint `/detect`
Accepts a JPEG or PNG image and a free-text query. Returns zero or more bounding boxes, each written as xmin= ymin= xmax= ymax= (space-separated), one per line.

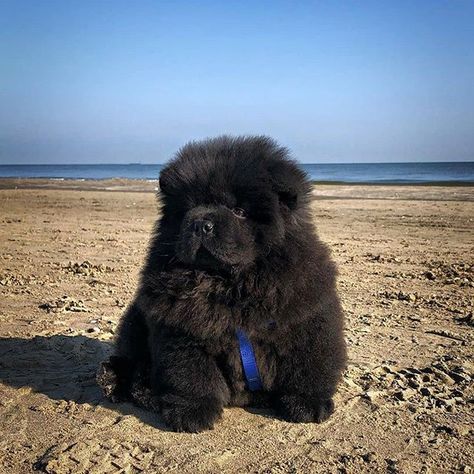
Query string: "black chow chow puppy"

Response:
xmin=97 ymin=135 xmax=347 ymax=432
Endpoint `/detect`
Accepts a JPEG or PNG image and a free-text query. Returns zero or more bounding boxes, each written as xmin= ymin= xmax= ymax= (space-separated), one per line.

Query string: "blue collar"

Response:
xmin=236 ymin=329 xmax=263 ymax=391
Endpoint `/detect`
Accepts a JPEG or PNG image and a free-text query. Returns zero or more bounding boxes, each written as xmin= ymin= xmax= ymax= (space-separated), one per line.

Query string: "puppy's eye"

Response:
xmin=232 ymin=207 xmax=246 ymax=218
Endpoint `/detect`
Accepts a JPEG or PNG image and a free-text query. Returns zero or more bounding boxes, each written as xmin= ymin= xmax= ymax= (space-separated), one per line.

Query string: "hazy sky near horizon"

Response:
xmin=1 ymin=0 xmax=473 ymax=164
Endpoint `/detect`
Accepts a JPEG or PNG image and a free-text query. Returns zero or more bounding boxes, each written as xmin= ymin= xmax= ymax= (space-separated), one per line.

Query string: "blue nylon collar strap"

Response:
xmin=236 ymin=329 xmax=263 ymax=391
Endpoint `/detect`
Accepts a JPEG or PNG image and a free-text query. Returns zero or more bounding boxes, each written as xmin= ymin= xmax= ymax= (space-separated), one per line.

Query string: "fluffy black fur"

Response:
xmin=97 ymin=135 xmax=347 ymax=432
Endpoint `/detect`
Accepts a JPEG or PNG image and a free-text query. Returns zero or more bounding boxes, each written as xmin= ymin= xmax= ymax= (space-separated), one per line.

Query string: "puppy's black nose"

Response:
xmin=202 ymin=220 xmax=214 ymax=234
xmin=193 ymin=219 xmax=214 ymax=235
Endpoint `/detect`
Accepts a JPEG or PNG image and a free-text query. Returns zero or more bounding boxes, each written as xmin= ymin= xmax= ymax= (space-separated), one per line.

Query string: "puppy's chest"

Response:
xmin=205 ymin=284 xmax=279 ymax=328
xmin=159 ymin=266 xmax=281 ymax=319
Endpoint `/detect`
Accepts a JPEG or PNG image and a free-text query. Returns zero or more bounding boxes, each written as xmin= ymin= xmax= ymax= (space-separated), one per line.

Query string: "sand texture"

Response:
xmin=0 ymin=183 xmax=473 ymax=473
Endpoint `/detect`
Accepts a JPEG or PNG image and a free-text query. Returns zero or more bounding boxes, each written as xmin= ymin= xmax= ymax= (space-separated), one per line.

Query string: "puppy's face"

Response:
xmin=172 ymin=186 xmax=281 ymax=268
xmin=158 ymin=137 xmax=309 ymax=270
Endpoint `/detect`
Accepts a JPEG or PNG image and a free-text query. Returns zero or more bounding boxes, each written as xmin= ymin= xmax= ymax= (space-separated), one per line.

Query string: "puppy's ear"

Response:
xmin=277 ymin=189 xmax=298 ymax=210
xmin=268 ymin=160 xmax=308 ymax=211
xmin=158 ymin=169 xmax=173 ymax=195
xmin=158 ymin=176 xmax=168 ymax=194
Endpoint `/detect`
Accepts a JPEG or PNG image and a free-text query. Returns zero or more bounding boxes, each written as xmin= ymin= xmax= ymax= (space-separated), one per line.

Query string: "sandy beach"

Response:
xmin=0 ymin=180 xmax=473 ymax=473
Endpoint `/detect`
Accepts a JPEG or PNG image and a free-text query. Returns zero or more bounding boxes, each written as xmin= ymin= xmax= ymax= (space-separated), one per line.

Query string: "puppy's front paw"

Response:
xmin=97 ymin=360 xmax=120 ymax=401
xmin=96 ymin=356 xmax=130 ymax=402
xmin=160 ymin=394 xmax=223 ymax=432
xmin=277 ymin=394 xmax=334 ymax=423
xmin=312 ymin=398 xmax=334 ymax=423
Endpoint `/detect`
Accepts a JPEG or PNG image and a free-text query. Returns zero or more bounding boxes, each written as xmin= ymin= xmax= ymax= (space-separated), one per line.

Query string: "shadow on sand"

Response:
xmin=0 ymin=334 xmax=274 ymax=430
xmin=0 ymin=334 xmax=171 ymax=431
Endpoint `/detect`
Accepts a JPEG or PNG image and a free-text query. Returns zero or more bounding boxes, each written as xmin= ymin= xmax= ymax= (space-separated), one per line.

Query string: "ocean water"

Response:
xmin=0 ymin=162 xmax=473 ymax=184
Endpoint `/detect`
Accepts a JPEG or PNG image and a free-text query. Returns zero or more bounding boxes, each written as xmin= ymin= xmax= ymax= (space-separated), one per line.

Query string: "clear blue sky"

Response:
xmin=1 ymin=0 xmax=473 ymax=164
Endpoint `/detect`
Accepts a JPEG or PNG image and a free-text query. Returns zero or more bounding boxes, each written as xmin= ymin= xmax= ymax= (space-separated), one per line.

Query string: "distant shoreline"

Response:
xmin=0 ymin=177 xmax=473 ymax=186
xmin=0 ymin=177 xmax=473 ymax=188
xmin=1 ymin=162 xmax=473 ymax=185
xmin=1 ymin=178 xmax=473 ymax=202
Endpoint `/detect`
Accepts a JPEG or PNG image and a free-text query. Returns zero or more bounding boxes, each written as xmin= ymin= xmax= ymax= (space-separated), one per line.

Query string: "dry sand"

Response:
xmin=0 ymin=181 xmax=473 ymax=473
